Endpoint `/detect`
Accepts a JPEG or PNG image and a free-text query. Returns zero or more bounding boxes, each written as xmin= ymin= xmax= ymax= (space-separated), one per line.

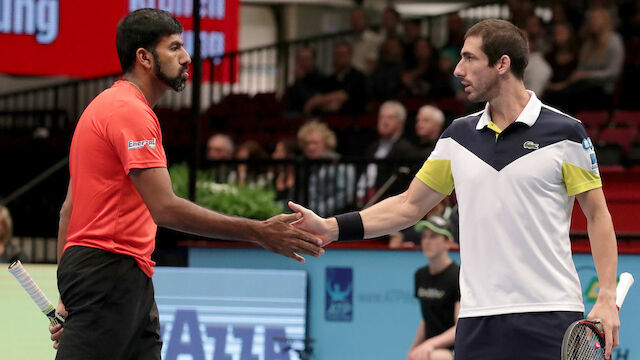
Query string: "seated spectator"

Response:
xmin=545 ymin=22 xmax=580 ymax=88
xmin=368 ymin=37 xmax=405 ymax=101
xmin=524 ymin=14 xmax=550 ymax=55
xmin=271 ymin=138 xmax=298 ymax=203
xmin=413 ymin=105 xmax=445 ymax=157
xmin=286 ymin=47 xmax=324 ymax=114
xmin=402 ymin=38 xmax=440 ymax=97
xmin=206 ymin=133 xmax=236 ymax=183
xmin=544 ymin=7 xmax=624 ymax=113
xmin=389 ymin=197 xmax=453 ymax=248
xmin=298 ymin=121 xmax=356 ymax=217
xmin=402 ymin=19 xmax=422 ymax=69
xmin=380 ymin=6 xmax=401 ymax=40
xmin=358 ymin=101 xmax=418 ymax=205
xmin=304 ymin=42 xmax=367 ymax=115
xmin=407 ymin=216 xmax=460 ymax=360
xmin=206 ymin=134 xmax=234 ymax=161
xmin=523 ymin=31 xmax=552 ymax=96
xmin=0 ymin=205 xmax=16 ymax=263
xmin=349 ymin=7 xmax=382 ymax=75
xmin=234 ymin=140 xmax=269 ymax=186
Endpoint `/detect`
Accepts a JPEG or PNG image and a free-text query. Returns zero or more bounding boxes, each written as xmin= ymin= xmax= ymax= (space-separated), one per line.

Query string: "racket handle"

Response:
xmin=8 ymin=260 xmax=65 ymax=326
xmin=45 ymin=307 xmax=66 ymax=327
xmin=616 ymin=272 xmax=634 ymax=309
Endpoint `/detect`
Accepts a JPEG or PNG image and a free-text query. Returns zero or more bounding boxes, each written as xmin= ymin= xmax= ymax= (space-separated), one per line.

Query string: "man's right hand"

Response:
xmin=288 ymin=201 xmax=338 ymax=246
xmin=49 ymin=301 xmax=67 ymax=349
xmin=256 ymin=213 xmax=325 ymax=262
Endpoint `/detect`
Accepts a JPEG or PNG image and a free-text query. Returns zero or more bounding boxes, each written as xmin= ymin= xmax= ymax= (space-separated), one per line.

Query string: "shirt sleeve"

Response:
xmin=106 ymin=105 xmax=167 ymax=174
xmin=415 ymin=138 xmax=455 ymax=195
xmin=562 ymin=125 xmax=602 ymax=196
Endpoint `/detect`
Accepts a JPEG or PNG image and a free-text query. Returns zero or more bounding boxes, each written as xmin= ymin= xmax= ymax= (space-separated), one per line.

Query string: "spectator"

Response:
xmin=402 ymin=19 xmax=422 ymax=68
xmin=206 ymin=133 xmax=236 ymax=183
xmin=349 ymin=7 xmax=383 ymax=75
xmin=523 ymin=30 xmax=552 ymax=96
xmin=545 ymin=22 xmax=580 ymax=87
xmin=271 ymin=138 xmax=298 ymax=203
xmin=0 ymin=205 xmax=14 ymax=262
xmin=304 ymin=42 xmax=367 ymax=115
xmin=358 ymin=101 xmax=418 ymax=204
xmin=286 ymin=47 xmax=324 ymax=114
xmin=380 ymin=7 xmax=402 ymax=40
xmin=544 ymin=7 xmax=625 ymax=112
xmin=407 ymin=216 xmax=460 ymax=360
xmin=389 ymin=197 xmax=453 ymax=248
xmin=368 ymin=37 xmax=405 ymax=101
xmin=524 ymin=15 xmax=550 ymax=55
xmin=402 ymin=38 xmax=440 ymax=97
xmin=206 ymin=133 xmax=234 ymax=161
xmin=442 ymin=13 xmax=466 ymax=60
xmin=234 ymin=140 xmax=269 ymax=186
xmin=298 ymin=121 xmax=356 ymax=217
xmin=414 ymin=105 xmax=445 ymax=157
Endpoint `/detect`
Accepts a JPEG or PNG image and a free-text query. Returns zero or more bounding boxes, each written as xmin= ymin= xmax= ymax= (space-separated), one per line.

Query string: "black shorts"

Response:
xmin=56 ymin=246 xmax=162 ymax=360
xmin=455 ymin=311 xmax=583 ymax=360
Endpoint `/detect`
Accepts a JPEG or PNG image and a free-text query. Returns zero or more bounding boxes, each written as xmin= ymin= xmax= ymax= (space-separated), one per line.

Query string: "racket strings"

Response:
xmin=566 ymin=325 xmax=605 ymax=360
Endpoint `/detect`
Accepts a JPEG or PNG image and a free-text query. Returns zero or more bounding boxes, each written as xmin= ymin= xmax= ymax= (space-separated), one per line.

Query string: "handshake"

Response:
xmin=255 ymin=201 xmax=341 ymax=263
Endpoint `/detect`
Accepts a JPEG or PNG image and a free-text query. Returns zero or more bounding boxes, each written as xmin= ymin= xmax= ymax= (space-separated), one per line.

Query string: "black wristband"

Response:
xmin=335 ymin=212 xmax=364 ymax=241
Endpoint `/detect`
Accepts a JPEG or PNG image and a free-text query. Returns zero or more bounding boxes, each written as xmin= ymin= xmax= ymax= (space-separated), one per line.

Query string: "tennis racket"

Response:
xmin=561 ymin=272 xmax=634 ymax=360
xmin=7 ymin=260 xmax=65 ymax=327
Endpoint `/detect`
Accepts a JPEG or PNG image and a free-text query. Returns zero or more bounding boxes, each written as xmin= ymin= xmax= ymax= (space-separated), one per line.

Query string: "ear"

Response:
xmin=135 ymin=48 xmax=154 ymax=71
xmin=495 ymin=54 xmax=511 ymax=76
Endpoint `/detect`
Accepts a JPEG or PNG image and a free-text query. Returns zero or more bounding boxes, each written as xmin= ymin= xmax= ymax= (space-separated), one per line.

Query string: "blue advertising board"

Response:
xmin=190 ymin=248 xmax=639 ymax=360
xmin=153 ymin=267 xmax=308 ymax=360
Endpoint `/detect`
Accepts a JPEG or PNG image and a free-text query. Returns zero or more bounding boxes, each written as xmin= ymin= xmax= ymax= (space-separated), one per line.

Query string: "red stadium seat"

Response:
xmin=324 ymin=114 xmax=353 ymax=132
xmin=436 ymin=97 xmax=466 ymax=118
xmin=575 ymin=111 xmax=609 ymax=130
xmin=598 ymin=128 xmax=635 ymax=153
xmin=610 ymin=110 xmax=640 ymax=130
xmin=355 ymin=114 xmax=378 ymax=129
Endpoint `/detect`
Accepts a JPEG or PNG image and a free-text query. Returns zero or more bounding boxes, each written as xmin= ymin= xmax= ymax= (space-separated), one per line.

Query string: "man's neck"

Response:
xmin=428 ymin=253 xmax=452 ymax=275
xmin=488 ymin=81 xmax=530 ymax=131
xmin=122 ymin=72 xmax=166 ymax=108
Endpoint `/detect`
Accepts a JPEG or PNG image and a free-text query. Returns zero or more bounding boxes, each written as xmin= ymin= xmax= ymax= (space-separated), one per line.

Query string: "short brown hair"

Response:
xmin=465 ymin=19 xmax=529 ymax=79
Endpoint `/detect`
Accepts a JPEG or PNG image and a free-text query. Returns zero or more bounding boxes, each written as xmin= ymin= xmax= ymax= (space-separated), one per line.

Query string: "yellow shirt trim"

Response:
xmin=487 ymin=121 xmax=502 ymax=140
xmin=416 ymin=159 xmax=454 ymax=195
xmin=562 ymin=162 xmax=602 ymax=196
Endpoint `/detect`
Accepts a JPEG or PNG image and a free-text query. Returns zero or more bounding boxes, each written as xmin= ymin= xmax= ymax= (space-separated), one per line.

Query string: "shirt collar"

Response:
xmin=475 ymin=90 xmax=542 ymax=130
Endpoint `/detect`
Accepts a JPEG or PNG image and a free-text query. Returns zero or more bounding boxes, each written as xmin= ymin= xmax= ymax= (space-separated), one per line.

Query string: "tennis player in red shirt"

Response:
xmin=49 ymin=9 xmax=323 ymax=359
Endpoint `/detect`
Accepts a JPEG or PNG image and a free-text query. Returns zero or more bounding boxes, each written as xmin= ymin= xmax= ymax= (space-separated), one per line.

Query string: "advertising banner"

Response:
xmin=0 ymin=0 xmax=238 ymax=78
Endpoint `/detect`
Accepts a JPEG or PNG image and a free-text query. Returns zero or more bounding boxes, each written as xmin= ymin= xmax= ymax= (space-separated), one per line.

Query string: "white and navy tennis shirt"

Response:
xmin=416 ymin=91 xmax=601 ymax=318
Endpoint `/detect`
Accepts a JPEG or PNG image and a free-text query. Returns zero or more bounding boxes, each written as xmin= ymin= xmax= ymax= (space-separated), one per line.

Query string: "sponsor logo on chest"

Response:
xmin=417 ymin=287 xmax=445 ymax=299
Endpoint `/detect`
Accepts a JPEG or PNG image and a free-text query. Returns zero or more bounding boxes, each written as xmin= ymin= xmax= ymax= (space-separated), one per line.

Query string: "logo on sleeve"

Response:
xmin=582 ymin=137 xmax=594 ymax=151
xmin=128 ymin=138 xmax=156 ymax=150
xmin=523 ymin=141 xmax=539 ymax=150
xmin=590 ymin=153 xmax=598 ymax=170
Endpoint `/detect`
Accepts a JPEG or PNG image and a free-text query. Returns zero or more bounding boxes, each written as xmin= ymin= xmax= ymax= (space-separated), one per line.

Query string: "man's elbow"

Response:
xmin=147 ymin=195 xmax=181 ymax=228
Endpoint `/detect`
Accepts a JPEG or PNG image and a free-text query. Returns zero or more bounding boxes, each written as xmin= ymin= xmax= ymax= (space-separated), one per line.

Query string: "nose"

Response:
xmin=181 ymin=48 xmax=192 ymax=65
xmin=453 ymin=59 xmax=464 ymax=78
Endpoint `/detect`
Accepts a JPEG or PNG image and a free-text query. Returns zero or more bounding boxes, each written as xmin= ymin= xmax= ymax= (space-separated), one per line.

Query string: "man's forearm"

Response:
xmin=588 ymin=210 xmax=618 ymax=296
xmin=156 ymin=196 xmax=262 ymax=243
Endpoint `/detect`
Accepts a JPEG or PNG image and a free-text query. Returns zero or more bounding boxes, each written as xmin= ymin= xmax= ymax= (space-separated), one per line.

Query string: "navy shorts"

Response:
xmin=455 ymin=311 xmax=583 ymax=360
